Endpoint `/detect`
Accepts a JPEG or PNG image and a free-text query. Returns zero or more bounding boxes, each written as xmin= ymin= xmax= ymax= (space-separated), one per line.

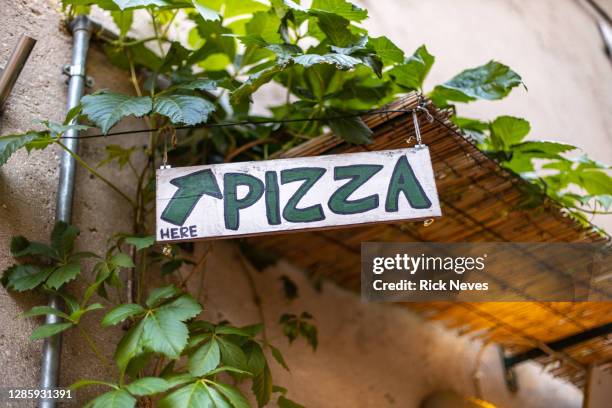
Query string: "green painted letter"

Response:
xmin=265 ymin=171 xmax=281 ymax=225
xmin=281 ymin=167 xmax=326 ymax=223
xmin=385 ymin=155 xmax=431 ymax=211
xmin=161 ymin=169 xmax=223 ymax=226
xmin=328 ymin=164 xmax=383 ymax=215
xmin=224 ymin=173 xmax=264 ymax=230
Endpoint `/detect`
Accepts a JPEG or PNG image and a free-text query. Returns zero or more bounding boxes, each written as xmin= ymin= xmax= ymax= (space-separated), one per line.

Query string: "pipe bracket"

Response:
xmin=62 ymin=64 xmax=94 ymax=88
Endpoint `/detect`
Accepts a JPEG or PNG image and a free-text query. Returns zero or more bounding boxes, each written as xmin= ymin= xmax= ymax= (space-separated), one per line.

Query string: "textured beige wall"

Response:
xmin=0 ymin=0 xmax=606 ymax=407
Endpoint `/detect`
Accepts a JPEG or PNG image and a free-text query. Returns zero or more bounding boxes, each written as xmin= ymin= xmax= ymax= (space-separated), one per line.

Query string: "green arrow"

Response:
xmin=160 ymin=169 xmax=223 ymax=226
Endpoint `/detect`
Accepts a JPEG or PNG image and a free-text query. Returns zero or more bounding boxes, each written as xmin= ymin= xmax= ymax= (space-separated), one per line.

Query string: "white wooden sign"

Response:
xmin=156 ymin=147 xmax=441 ymax=242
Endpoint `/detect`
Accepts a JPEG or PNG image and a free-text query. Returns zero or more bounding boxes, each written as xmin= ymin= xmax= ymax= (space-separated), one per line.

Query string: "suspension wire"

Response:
xmin=57 ymin=108 xmax=421 ymax=140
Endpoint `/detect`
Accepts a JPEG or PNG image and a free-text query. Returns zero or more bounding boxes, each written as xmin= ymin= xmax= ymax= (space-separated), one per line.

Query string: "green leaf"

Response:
xmin=266 ymin=43 xmax=302 ymax=65
xmin=388 ymin=45 xmax=434 ymax=90
xmin=70 ymin=379 xmax=118 ymax=390
xmin=293 ymin=53 xmax=361 ymax=69
xmin=57 ymin=291 xmax=81 ymax=315
xmin=124 ymin=235 xmax=155 ymax=251
xmin=213 ymin=383 xmax=250 ymax=408
xmin=312 ymin=10 xmax=352 ymax=46
xmin=269 ymin=344 xmax=289 ymax=371
xmin=114 ymin=320 xmax=145 ymax=372
xmin=0 ymin=131 xmax=47 ymax=166
xmin=299 ymin=321 xmax=318 ymax=350
xmin=87 ymin=389 xmax=136 ymax=408
xmin=46 ymin=263 xmax=81 ymax=289
xmin=430 ymin=60 xmax=523 ymax=106
xmin=218 ymin=337 xmax=248 ymax=371
xmin=278 ymin=395 xmax=306 ymax=408
xmin=140 ymin=296 xmax=201 ymax=359
xmin=141 ymin=311 xmax=190 ymax=359
xmin=10 ymin=235 xmax=57 ymax=259
xmin=206 ymin=367 xmax=252 ymax=376
xmin=161 ymin=259 xmax=184 ymax=276
xmin=98 ymin=145 xmax=136 ymax=169
xmin=368 ymin=36 xmax=404 ymax=65
xmin=192 ymin=0 xmax=221 ymax=21
xmin=160 ymin=42 xmax=192 ymax=73
xmin=573 ymin=170 xmax=612 ymax=196
xmin=311 ymin=0 xmax=368 ymax=21
xmin=113 ymin=0 xmax=168 ymax=10
xmin=252 ymin=364 xmax=273 ymax=407
xmin=215 ymin=325 xmax=255 ymax=337
xmin=231 ymin=65 xmax=284 ymax=104
xmin=512 ymin=141 xmax=575 ymax=155
xmin=328 ymin=116 xmax=373 ymax=144
xmin=81 ymin=91 xmax=152 ymax=134
xmin=102 ymin=304 xmax=145 ymax=327
xmin=38 ymin=120 xmax=90 ymax=137
xmin=189 ymin=19 xmax=236 ymax=64
xmin=188 ymin=338 xmax=220 ymax=376
xmin=23 ymin=306 xmax=70 ymax=320
xmin=593 ymin=194 xmax=612 ymax=210
xmin=111 ymin=253 xmax=135 ymax=268
xmin=153 ymin=94 xmax=215 ymax=126
xmin=221 ymin=0 xmax=268 ymax=18
xmin=489 ymin=116 xmax=531 ymax=150
xmin=1 ymin=265 xmax=51 ymax=291
xmin=452 ymin=116 xmax=489 ymax=132
xmin=246 ymin=10 xmax=282 ymax=43
xmin=24 ymin=133 xmax=56 ymax=152
xmin=146 ymin=285 xmax=181 ymax=307
xmin=111 ymin=10 xmax=133 ymax=36
xmin=206 ymin=386 xmax=233 ymax=408
xmin=30 ymin=322 xmax=73 ymax=341
xmin=330 ymin=35 xmax=367 ymax=55
xmin=174 ymin=79 xmax=218 ymax=91
xmin=159 ymin=382 xmax=210 ymax=408
xmin=69 ymin=303 xmax=104 ymax=323
xmin=163 ymin=373 xmax=195 ymax=388
xmin=124 ymin=377 xmax=170 ymax=396
xmin=51 ymin=221 xmax=80 ymax=258
xmin=103 ymin=42 xmax=163 ymax=71
xmin=244 ymin=342 xmax=266 ymax=376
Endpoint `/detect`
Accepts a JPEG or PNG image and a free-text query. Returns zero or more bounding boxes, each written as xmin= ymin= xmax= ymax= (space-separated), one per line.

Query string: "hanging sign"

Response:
xmin=156 ymin=147 xmax=440 ymax=242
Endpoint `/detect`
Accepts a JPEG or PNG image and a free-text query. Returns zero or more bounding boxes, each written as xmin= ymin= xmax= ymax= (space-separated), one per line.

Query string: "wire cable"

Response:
xmin=58 ymin=108 xmax=419 ymax=140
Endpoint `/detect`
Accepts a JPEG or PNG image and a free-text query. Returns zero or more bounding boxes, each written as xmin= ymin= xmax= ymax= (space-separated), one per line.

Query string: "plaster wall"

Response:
xmin=0 ymin=1 xmax=606 ymax=407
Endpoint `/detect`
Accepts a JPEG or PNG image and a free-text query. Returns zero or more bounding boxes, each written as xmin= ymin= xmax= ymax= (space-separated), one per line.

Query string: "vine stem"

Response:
xmin=237 ymin=252 xmax=269 ymax=346
xmin=55 ymin=140 xmax=136 ymax=208
xmin=78 ymin=326 xmax=112 ymax=367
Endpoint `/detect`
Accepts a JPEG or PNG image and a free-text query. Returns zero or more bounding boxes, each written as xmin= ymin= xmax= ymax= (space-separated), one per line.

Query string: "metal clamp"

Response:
xmin=62 ymin=64 xmax=94 ymax=88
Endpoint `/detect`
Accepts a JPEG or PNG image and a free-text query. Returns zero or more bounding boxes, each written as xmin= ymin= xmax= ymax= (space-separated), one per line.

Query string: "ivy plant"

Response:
xmin=0 ymin=0 xmax=611 ymax=406
xmin=3 ymin=222 xmax=308 ymax=407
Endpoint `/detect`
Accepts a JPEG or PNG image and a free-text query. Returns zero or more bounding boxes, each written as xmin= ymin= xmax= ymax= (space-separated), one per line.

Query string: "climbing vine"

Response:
xmin=0 ymin=0 xmax=611 ymax=407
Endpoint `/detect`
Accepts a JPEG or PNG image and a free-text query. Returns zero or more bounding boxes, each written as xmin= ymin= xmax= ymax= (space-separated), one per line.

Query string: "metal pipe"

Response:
xmin=0 ymin=34 xmax=36 ymax=109
xmin=39 ymin=15 xmax=92 ymax=408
